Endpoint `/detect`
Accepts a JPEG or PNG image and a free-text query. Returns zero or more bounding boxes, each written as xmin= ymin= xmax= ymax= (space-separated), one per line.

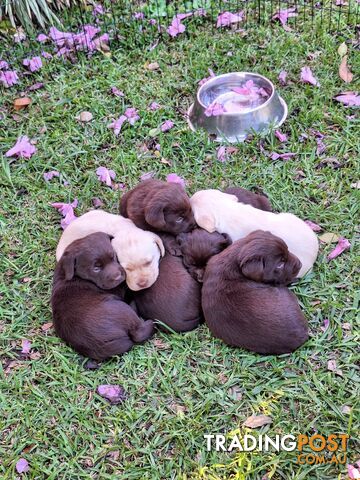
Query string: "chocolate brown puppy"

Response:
xmin=120 ymin=179 xmax=196 ymax=234
xmin=224 ymin=187 xmax=272 ymax=212
xmin=51 ymin=233 xmax=154 ymax=360
xmin=202 ymin=230 xmax=308 ymax=355
xmin=177 ymin=228 xmax=232 ymax=282
xmin=132 ymin=233 xmax=202 ymax=332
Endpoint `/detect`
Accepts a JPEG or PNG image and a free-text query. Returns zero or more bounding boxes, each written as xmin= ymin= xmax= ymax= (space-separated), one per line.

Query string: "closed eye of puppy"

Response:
xmin=224 ymin=186 xmax=272 ymax=212
xmin=120 ymin=179 xmax=196 ymax=234
xmin=202 ymin=230 xmax=308 ymax=355
xmin=51 ymin=233 xmax=154 ymax=361
xmin=190 ymin=189 xmax=318 ymax=277
xmin=55 ymin=210 xmax=165 ymax=291
xmin=176 ymin=228 xmax=232 ymax=282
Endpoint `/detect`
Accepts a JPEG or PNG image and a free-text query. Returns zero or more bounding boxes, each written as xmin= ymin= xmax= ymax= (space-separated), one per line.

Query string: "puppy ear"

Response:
xmin=153 ymin=235 xmax=165 ymax=257
xmin=240 ymin=256 xmax=264 ymax=282
xmin=221 ymin=233 xmax=232 ymax=247
xmin=196 ymin=213 xmax=216 ymax=233
xmin=61 ymin=250 xmax=76 ymax=280
xmin=145 ymin=202 xmax=166 ymax=229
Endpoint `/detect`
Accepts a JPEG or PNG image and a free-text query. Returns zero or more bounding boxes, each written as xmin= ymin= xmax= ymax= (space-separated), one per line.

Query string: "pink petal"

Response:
xmin=96 ymin=166 xmax=116 ymax=187
xmin=160 ymin=120 xmax=174 ymax=132
xmin=216 ymin=11 xmax=244 ymax=28
xmin=321 ymin=318 xmax=330 ymax=332
xmin=270 ymin=152 xmax=296 ymax=161
xmin=204 ymin=102 xmax=226 ymax=117
xmin=42 ymin=51 xmax=52 ymax=59
xmin=272 ymin=7 xmax=298 ymax=26
xmin=108 ymin=115 xmax=127 ymax=135
xmin=37 ymin=33 xmax=48 ymax=43
xmin=327 ymin=237 xmax=351 ymax=261
xmin=124 ymin=107 xmax=140 ymax=125
xmin=5 ymin=136 xmax=36 ymax=159
xmin=133 ymin=12 xmax=145 ymax=20
xmin=21 ymin=339 xmax=31 ymax=354
xmin=167 ymin=17 xmax=186 ymax=37
xmin=93 ymin=4 xmax=105 ymax=16
xmin=166 ymin=173 xmax=185 ymax=188
xmin=334 ymin=92 xmax=360 ymax=107
xmin=28 ymin=82 xmax=45 ymax=91
xmin=97 ymin=384 xmax=126 ymax=404
xmin=278 ymin=70 xmax=288 ymax=85
xmin=300 ymin=66 xmax=320 ymax=86
xmin=111 ymin=87 xmax=124 ymax=97
xmin=305 ymin=220 xmax=322 ymax=232
xmin=0 ymin=70 xmax=19 ymax=87
xmin=44 ymin=170 xmax=60 ymax=182
xmin=51 ymin=199 xmax=78 ymax=230
xmin=275 ymin=130 xmax=288 ymax=142
xmin=149 ymin=101 xmax=161 ymax=110
xmin=0 ymin=60 xmax=9 ymax=70
xmin=16 ymin=458 xmax=29 ymax=474
xmin=348 ymin=464 xmax=360 ymax=479
xmin=216 ymin=146 xmax=238 ymax=162
xmin=198 ymin=68 xmax=216 ymax=86
xmin=23 ymin=56 xmax=42 ymax=72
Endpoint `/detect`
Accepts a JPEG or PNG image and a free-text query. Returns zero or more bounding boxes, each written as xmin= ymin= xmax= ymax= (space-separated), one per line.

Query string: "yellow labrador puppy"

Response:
xmin=56 ymin=210 xmax=165 ymax=291
xmin=190 ymin=190 xmax=318 ymax=278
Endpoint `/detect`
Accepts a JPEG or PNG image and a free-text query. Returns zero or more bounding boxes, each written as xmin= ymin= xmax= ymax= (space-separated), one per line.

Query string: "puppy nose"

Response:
xmin=137 ymin=279 xmax=148 ymax=288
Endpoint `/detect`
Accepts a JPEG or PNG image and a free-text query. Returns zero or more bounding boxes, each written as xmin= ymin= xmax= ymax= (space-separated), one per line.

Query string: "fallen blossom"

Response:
xmin=149 ymin=101 xmax=160 ymax=110
xmin=321 ymin=318 xmax=330 ymax=332
xmin=28 ymin=82 xmax=45 ymax=91
xmin=300 ymin=66 xmax=320 ymax=86
xmin=161 ymin=120 xmax=174 ymax=132
xmin=49 ymin=25 xmax=109 ymax=57
xmin=133 ymin=12 xmax=145 ymax=20
xmin=270 ymin=152 xmax=296 ymax=161
xmin=275 ymin=130 xmax=287 ymax=142
xmin=176 ymin=9 xmax=206 ymax=20
xmin=97 ymin=384 xmax=126 ymax=404
xmin=5 ymin=136 xmax=36 ymax=159
xmin=21 ymin=339 xmax=31 ymax=354
xmin=232 ymin=80 xmax=268 ymax=101
xmin=327 ymin=237 xmax=350 ymax=261
xmin=92 ymin=197 xmax=103 ymax=208
xmin=166 ymin=173 xmax=185 ymax=188
xmin=124 ymin=107 xmax=140 ymax=125
xmin=336 ymin=0 xmax=348 ymax=5
xmin=44 ymin=171 xmax=60 ymax=182
xmin=167 ymin=17 xmax=186 ymax=37
xmin=272 ymin=7 xmax=297 ymax=27
xmin=96 ymin=166 xmax=116 ymax=187
xmin=37 ymin=33 xmax=48 ymax=43
xmin=23 ymin=56 xmax=42 ymax=72
xmin=348 ymin=464 xmax=360 ymax=479
xmin=217 ymin=146 xmax=238 ymax=162
xmin=16 ymin=458 xmax=29 ymax=474
xmin=41 ymin=51 xmax=52 ymax=59
xmin=334 ymin=92 xmax=360 ymax=107
xmin=111 ymin=87 xmax=124 ymax=97
xmin=205 ymin=102 xmax=226 ymax=117
xmin=0 ymin=70 xmax=19 ymax=87
xmin=216 ymin=11 xmax=244 ymax=28
xmin=14 ymin=29 xmax=26 ymax=43
xmin=305 ymin=220 xmax=322 ymax=231
xmin=51 ymin=199 xmax=78 ymax=230
xmin=140 ymin=171 xmax=156 ymax=181
xmin=93 ymin=4 xmax=105 ymax=16
xmin=198 ymin=68 xmax=216 ymax=86
xmin=0 ymin=60 xmax=9 ymax=69
xmin=278 ymin=70 xmax=288 ymax=85
xmin=108 ymin=115 xmax=127 ymax=135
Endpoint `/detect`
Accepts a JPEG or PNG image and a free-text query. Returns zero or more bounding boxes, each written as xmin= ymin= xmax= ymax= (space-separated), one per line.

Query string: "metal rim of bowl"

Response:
xmin=187 ymin=96 xmax=288 ymax=141
xmin=196 ymin=71 xmax=276 ymax=115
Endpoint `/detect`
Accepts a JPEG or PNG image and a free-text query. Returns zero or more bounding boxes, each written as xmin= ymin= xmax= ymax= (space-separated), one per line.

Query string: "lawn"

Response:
xmin=0 ymin=11 xmax=359 ymax=480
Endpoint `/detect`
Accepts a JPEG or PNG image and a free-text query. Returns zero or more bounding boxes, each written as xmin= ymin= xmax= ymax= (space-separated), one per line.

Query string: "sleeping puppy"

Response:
xmin=51 ymin=233 xmax=154 ymax=360
xmin=176 ymin=228 xmax=232 ymax=282
xmin=224 ymin=187 xmax=272 ymax=212
xmin=120 ymin=179 xmax=196 ymax=234
xmin=202 ymin=230 xmax=309 ymax=355
xmin=132 ymin=234 xmax=202 ymax=333
xmin=190 ymin=190 xmax=318 ymax=277
xmin=56 ymin=210 xmax=165 ymax=291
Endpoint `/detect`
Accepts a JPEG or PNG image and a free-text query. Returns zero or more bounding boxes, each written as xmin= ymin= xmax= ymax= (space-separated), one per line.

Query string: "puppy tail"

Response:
xmin=129 ymin=319 xmax=154 ymax=343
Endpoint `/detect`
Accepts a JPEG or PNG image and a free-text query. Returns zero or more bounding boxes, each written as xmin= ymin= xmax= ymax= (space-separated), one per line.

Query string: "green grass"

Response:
xmin=1 ymin=20 xmax=359 ymax=480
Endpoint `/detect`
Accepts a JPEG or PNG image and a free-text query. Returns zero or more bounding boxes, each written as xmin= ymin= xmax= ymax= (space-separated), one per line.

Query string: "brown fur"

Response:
xmin=120 ymin=179 xmax=196 ymax=234
xmin=202 ymin=230 xmax=308 ymax=355
xmin=224 ymin=187 xmax=272 ymax=212
xmin=51 ymin=233 xmax=154 ymax=360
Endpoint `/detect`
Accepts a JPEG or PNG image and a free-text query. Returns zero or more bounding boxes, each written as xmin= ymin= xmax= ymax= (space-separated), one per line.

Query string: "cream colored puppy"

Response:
xmin=56 ymin=210 xmax=165 ymax=291
xmin=190 ymin=190 xmax=318 ymax=278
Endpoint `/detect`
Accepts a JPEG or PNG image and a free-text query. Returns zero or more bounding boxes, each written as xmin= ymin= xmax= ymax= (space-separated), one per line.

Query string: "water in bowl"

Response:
xmin=215 ymin=80 xmax=269 ymax=113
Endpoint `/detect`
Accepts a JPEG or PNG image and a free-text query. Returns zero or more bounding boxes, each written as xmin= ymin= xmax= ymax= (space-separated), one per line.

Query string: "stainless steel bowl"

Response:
xmin=188 ymin=72 xmax=287 ymax=143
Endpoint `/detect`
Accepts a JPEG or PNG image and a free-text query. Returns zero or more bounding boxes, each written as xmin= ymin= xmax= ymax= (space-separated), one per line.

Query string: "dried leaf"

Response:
xmin=228 ymin=386 xmax=243 ymax=400
xmin=327 ymin=360 xmax=343 ymax=376
xmin=337 ymin=42 xmax=348 ymax=57
xmin=152 ymin=338 xmax=170 ymax=349
xmin=41 ymin=322 xmax=53 ymax=331
xmin=339 ymin=55 xmax=353 ymax=83
xmin=14 ymin=97 xmax=32 ymax=111
xmin=243 ymin=414 xmax=272 ymax=428
xmin=351 ymin=181 xmax=360 ymax=189
xmin=342 ymin=322 xmax=351 ymax=330
xmin=92 ymin=197 xmax=104 ymax=208
xmin=146 ymin=61 xmax=160 ymax=71
xmin=77 ymin=111 xmax=93 ymax=122
xmin=319 ymin=232 xmax=339 ymax=244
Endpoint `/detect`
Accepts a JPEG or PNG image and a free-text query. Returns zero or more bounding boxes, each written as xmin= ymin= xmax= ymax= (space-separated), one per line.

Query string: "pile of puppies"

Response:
xmin=52 ymin=179 xmax=319 ymax=361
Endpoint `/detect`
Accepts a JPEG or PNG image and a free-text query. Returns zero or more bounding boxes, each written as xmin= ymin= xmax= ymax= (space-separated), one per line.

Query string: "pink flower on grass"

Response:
xmin=21 ymin=339 xmax=31 ymax=354
xmin=96 ymin=166 xmax=116 ymax=187
xmin=133 ymin=12 xmax=145 ymax=20
xmin=97 ymin=385 xmax=126 ymax=404
xmin=334 ymin=92 xmax=360 ymax=107
xmin=321 ymin=318 xmax=330 ymax=332
xmin=167 ymin=17 xmax=186 ymax=37
xmin=270 ymin=151 xmax=296 ymax=161
xmin=16 ymin=458 xmax=29 ymax=474
xmin=37 ymin=33 xmax=48 ymax=43
xmin=275 ymin=130 xmax=288 ymax=142
xmin=44 ymin=171 xmax=60 ymax=182
xmin=149 ymin=101 xmax=161 ymax=110
xmin=23 ymin=56 xmax=43 ymax=72
xmin=111 ymin=87 xmax=124 ymax=97
xmin=93 ymin=4 xmax=105 ymax=16
xmin=0 ymin=60 xmax=9 ymax=69
xmin=42 ymin=51 xmax=52 ymax=59
xmin=6 ymin=136 xmax=36 ymax=159
xmin=166 ymin=173 xmax=185 ymax=188
xmin=305 ymin=220 xmax=322 ymax=232
xmin=205 ymin=102 xmax=226 ymax=117
xmin=278 ymin=70 xmax=288 ymax=85
xmin=124 ymin=107 xmax=140 ymax=125
xmin=198 ymin=68 xmax=216 ymax=86
xmin=348 ymin=464 xmax=360 ymax=479
xmin=216 ymin=11 xmax=244 ymax=27
xmin=272 ymin=7 xmax=298 ymax=27
xmin=300 ymin=66 xmax=320 ymax=86
xmin=327 ymin=237 xmax=351 ymax=261
xmin=161 ymin=120 xmax=174 ymax=132
xmin=108 ymin=115 xmax=127 ymax=135
xmin=0 ymin=70 xmax=19 ymax=87
xmin=51 ymin=199 xmax=78 ymax=230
